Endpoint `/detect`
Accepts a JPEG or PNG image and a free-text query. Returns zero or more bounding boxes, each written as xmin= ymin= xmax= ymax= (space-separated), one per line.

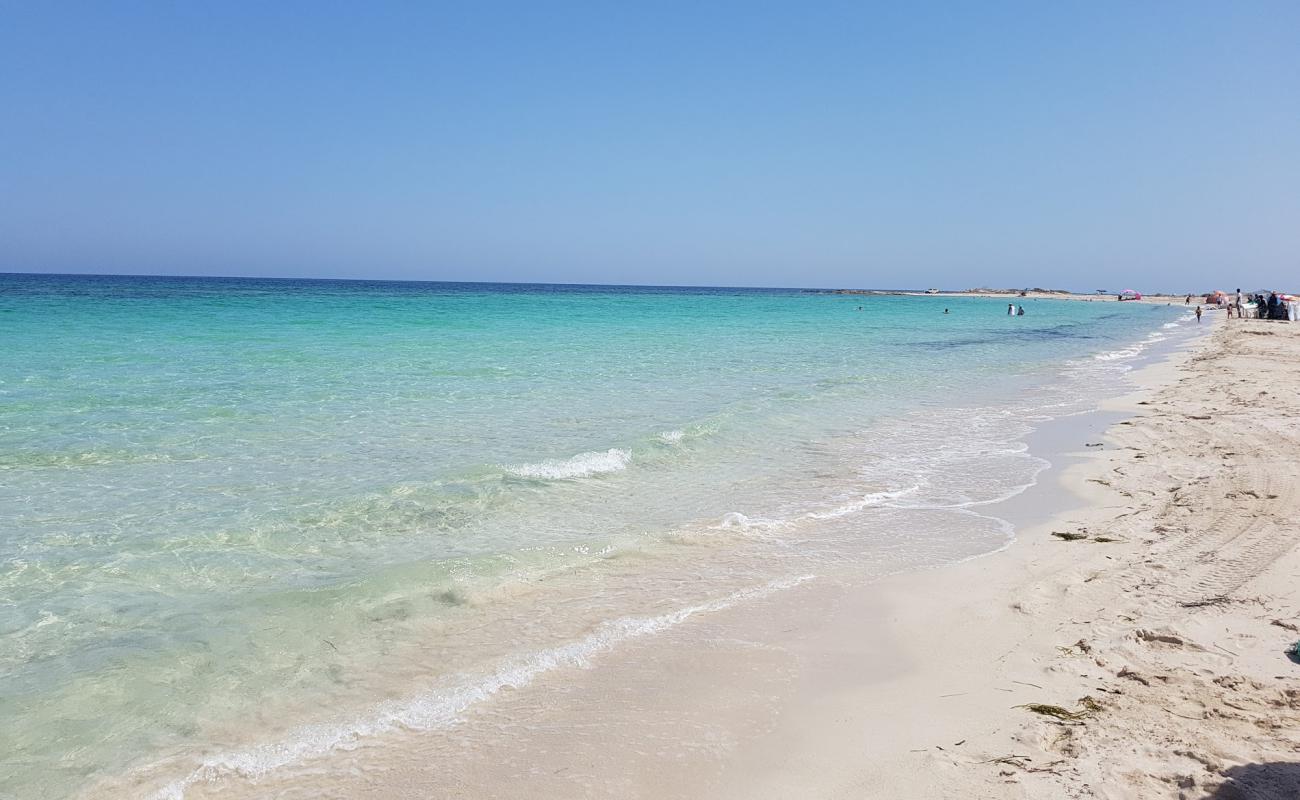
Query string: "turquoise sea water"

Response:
xmin=0 ymin=275 xmax=1194 ymax=798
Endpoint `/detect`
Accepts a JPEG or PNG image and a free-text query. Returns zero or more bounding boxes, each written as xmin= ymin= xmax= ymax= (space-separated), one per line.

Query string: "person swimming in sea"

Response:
xmin=1017 ymin=305 xmax=1025 ymax=316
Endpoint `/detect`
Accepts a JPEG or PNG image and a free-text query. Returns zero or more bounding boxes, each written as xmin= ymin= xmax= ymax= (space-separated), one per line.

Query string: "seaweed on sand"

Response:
xmin=1015 ymin=697 xmax=1102 ymax=722
xmin=1015 ymin=703 xmax=1087 ymax=721
xmin=1179 ymin=595 xmax=1231 ymax=608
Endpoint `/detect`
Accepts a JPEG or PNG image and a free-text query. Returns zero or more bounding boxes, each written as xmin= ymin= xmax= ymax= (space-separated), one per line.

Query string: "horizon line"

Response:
xmin=0 ymin=270 xmax=1099 ymax=295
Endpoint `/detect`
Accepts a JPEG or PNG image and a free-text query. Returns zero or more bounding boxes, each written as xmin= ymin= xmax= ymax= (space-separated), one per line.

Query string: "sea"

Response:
xmin=0 ymin=274 xmax=1198 ymax=798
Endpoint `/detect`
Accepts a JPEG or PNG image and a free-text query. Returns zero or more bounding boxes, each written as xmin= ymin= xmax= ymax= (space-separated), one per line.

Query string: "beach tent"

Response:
xmin=1119 ymin=289 xmax=1142 ymax=300
xmin=1281 ymin=295 xmax=1299 ymax=322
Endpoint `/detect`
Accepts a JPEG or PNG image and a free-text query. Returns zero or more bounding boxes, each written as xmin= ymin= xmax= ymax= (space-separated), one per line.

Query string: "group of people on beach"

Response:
xmin=1190 ymin=288 xmax=1299 ymax=323
xmin=1215 ymin=288 xmax=1298 ymax=321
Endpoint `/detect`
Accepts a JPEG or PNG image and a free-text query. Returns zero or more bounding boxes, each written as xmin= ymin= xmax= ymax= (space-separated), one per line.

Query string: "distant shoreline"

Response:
xmin=812 ymin=287 xmax=1193 ymax=304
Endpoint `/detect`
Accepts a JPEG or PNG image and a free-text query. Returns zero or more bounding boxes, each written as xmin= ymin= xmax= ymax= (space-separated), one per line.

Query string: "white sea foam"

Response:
xmin=806 ymin=486 xmax=921 ymax=520
xmin=710 ymin=511 xmax=787 ymax=530
xmin=504 ymin=448 xmax=631 ymax=479
xmin=657 ymin=424 xmax=718 ymax=444
xmin=1093 ymin=311 xmax=1204 ymax=363
xmin=150 ymin=575 xmax=815 ymax=799
xmin=1094 ymin=346 xmax=1142 ymax=361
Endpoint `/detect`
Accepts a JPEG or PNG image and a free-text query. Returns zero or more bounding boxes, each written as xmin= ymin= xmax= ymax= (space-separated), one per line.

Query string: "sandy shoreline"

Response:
xmin=148 ymin=311 xmax=1300 ymax=800
xmin=708 ymin=311 xmax=1300 ymax=800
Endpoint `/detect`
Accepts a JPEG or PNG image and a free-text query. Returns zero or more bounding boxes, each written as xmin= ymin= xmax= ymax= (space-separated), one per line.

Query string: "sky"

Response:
xmin=1 ymin=1 xmax=1297 ymax=290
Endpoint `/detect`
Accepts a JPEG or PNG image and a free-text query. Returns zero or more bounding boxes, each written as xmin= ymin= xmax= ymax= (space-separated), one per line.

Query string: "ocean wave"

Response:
xmin=1091 ymin=312 xmax=1198 ymax=363
xmin=1093 ymin=347 xmax=1142 ymax=361
xmin=805 ymin=486 xmax=921 ymax=520
xmin=710 ymin=512 xmax=787 ymax=531
xmin=149 ymin=575 xmax=815 ymax=799
xmin=503 ymin=448 xmax=631 ymax=480
xmin=655 ymin=423 xmax=717 ymax=445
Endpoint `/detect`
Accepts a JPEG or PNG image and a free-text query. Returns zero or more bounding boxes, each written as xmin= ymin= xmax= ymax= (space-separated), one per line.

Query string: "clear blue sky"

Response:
xmin=2 ymin=1 xmax=1296 ymax=290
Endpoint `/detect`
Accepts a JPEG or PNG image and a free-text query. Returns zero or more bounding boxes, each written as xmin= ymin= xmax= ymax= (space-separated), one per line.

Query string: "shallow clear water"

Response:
xmin=0 ymin=275 xmax=1193 ymax=798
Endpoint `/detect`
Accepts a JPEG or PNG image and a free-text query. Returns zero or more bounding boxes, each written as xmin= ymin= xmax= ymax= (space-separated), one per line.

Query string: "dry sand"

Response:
xmin=169 ymin=313 xmax=1300 ymax=800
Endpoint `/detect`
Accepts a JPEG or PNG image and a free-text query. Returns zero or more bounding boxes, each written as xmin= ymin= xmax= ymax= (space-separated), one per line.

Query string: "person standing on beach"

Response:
xmin=1196 ymin=305 xmax=1203 ymax=323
